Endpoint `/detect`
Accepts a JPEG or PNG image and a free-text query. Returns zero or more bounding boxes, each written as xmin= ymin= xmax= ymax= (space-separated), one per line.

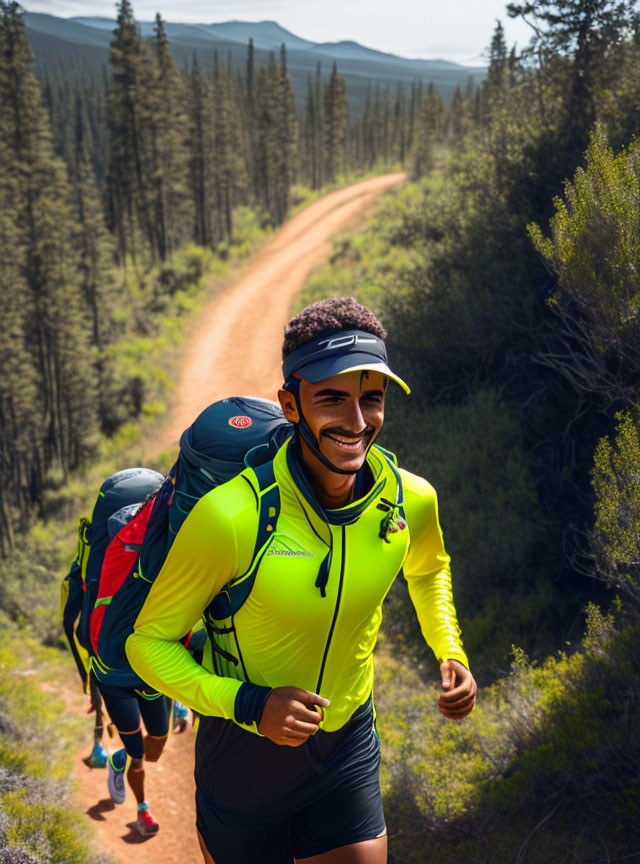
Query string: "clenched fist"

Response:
xmin=258 ymin=687 xmax=330 ymax=746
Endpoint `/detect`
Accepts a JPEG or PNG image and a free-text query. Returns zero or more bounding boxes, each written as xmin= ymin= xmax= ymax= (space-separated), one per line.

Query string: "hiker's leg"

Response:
xmin=115 ymin=723 xmax=145 ymax=802
xmin=100 ymin=685 xmax=146 ymax=797
xmin=124 ymin=751 xmax=145 ymax=804
xmin=198 ymin=831 xmax=216 ymax=864
xmin=137 ymin=691 xmax=170 ymax=762
xmin=89 ymin=672 xmax=104 ymax=741
xmin=143 ymin=733 xmax=168 ymax=762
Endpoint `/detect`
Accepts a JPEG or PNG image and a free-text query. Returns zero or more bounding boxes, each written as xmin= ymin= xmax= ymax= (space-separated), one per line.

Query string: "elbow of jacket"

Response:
xmin=125 ymin=631 xmax=144 ymax=676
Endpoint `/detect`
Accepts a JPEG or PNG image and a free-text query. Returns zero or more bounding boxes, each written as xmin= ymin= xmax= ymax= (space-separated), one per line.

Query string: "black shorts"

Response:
xmin=195 ymin=698 xmax=385 ymax=863
xmin=97 ymin=681 xmax=170 ymax=758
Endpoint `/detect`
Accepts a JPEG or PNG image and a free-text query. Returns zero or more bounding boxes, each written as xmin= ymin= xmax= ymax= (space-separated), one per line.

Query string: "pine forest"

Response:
xmin=2 ymin=0 xmax=640 ymax=861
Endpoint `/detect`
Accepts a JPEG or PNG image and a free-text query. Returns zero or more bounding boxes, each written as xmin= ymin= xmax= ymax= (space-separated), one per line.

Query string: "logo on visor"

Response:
xmin=228 ymin=416 xmax=252 ymax=428
xmin=317 ymin=334 xmax=379 ymax=351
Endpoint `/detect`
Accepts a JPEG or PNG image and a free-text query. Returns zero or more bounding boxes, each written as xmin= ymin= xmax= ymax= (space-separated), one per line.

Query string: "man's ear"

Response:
xmin=277 ymin=388 xmax=300 ymax=423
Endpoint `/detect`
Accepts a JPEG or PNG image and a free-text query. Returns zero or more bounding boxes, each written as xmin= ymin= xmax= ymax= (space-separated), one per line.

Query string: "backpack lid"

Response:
xmin=88 ymin=468 xmax=164 ymax=552
xmin=178 ymin=396 xmax=292 ymax=487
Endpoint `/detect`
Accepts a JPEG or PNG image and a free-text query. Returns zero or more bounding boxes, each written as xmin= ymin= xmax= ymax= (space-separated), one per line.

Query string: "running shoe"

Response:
xmin=89 ymin=740 xmax=108 ymax=768
xmin=172 ymin=700 xmax=188 ymax=732
xmin=136 ymin=802 xmax=159 ymax=837
xmin=107 ymin=748 xmax=127 ymax=804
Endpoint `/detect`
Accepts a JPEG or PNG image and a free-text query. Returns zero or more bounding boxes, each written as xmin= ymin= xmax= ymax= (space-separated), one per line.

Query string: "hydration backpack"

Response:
xmin=70 ymin=468 xmax=165 ymax=653
xmin=90 ymin=396 xmax=292 ymax=687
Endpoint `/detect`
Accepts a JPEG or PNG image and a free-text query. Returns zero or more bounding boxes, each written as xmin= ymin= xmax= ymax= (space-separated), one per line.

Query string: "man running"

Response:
xmin=127 ymin=297 xmax=476 ymax=863
xmin=95 ymin=498 xmax=206 ymax=836
xmin=98 ymin=681 xmax=169 ymax=836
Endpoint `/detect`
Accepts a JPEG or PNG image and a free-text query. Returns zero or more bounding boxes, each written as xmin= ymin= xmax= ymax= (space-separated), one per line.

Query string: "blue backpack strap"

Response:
xmin=205 ymin=462 xmax=280 ymax=671
xmin=208 ymin=462 xmax=279 ymax=621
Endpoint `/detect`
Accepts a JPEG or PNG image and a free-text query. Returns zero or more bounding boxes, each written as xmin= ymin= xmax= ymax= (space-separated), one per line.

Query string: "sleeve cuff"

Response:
xmin=440 ymin=652 xmax=469 ymax=670
xmin=234 ymin=682 xmax=272 ymax=726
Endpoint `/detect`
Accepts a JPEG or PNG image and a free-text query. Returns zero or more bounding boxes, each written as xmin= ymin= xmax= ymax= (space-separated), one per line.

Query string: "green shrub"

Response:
xmin=377 ymin=607 xmax=640 ymax=863
xmin=592 ymin=407 xmax=640 ymax=604
xmin=528 ymin=126 xmax=640 ymax=405
xmin=0 ymin=636 xmax=111 ymax=863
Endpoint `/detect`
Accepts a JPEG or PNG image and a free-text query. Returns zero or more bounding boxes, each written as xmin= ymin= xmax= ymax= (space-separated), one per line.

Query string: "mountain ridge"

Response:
xmin=25 ymin=11 xmax=485 ymax=112
xmin=64 ymin=14 xmax=480 ymax=72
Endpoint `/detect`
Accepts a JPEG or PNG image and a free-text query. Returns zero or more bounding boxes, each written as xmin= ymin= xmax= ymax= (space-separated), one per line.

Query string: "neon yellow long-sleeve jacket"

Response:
xmin=126 ymin=439 xmax=468 ymax=734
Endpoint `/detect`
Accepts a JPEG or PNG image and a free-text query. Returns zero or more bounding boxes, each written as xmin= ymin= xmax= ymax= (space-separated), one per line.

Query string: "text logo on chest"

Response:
xmin=266 ymin=533 xmax=316 ymax=558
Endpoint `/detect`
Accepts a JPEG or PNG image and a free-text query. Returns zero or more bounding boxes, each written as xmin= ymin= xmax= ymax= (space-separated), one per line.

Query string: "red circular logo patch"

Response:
xmin=228 ymin=415 xmax=252 ymax=428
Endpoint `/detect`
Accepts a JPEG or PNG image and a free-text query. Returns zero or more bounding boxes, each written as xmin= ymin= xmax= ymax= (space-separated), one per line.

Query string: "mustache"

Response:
xmin=321 ymin=426 xmax=375 ymax=439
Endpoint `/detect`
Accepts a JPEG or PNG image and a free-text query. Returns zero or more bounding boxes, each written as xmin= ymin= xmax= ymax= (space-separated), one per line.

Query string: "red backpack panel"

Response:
xmin=89 ymin=498 xmax=155 ymax=656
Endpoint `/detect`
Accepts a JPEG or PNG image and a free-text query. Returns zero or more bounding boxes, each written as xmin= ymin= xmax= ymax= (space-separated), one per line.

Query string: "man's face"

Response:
xmin=280 ymin=369 xmax=387 ymax=474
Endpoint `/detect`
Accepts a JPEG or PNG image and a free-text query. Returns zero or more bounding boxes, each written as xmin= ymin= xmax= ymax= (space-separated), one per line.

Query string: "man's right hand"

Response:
xmin=258 ymin=687 xmax=330 ymax=746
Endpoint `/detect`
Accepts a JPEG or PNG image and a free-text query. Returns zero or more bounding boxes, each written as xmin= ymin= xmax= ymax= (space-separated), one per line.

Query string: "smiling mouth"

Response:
xmin=322 ymin=431 xmax=370 ymax=452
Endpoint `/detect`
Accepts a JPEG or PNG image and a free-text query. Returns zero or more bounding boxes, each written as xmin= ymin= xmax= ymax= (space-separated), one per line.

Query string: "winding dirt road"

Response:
xmin=73 ymin=172 xmax=405 ymax=864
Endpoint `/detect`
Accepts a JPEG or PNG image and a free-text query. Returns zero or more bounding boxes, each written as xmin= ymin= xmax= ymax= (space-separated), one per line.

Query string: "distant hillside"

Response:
xmin=188 ymin=20 xmax=316 ymax=52
xmin=25 ymin=12 xmax=485 ymax=112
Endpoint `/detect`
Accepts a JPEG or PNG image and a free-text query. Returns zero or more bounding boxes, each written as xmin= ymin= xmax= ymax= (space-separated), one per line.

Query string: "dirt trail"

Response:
xmin=73 ymin=173 xmax=405 ymax=863
xmin=67 ymin=676 xmax=200 ymax=864
xmin=149 ymin=172 xmax=406 ymax=453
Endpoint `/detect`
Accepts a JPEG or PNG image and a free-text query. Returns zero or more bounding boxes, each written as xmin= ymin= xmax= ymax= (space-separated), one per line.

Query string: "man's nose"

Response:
xmin=343 ymin=399 xmax=366 ymax=433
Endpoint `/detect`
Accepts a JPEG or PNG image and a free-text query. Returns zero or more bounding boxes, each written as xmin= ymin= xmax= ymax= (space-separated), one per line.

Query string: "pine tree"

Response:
xmin=508 ymin=45 xmax=520 ymax=87
xmin=243 ymin=38 xmax=257 ymax=198
xmin=488 ymin=20 xmax=508 ymax=90
xmin=73 ymin=147 xmax=114 ymax=351
xmin=324 ymin=63 xmax=348 ymax=183
xmin=0 ymin=1 xmax=99 ymax=546
xmin=507 ymin=0 xmax=635 ymax=148
xmin=448 ymin=85 xmax=465 ymax=144
xmin=254 ymin=47 xmax=297 ymax=225
xmin=211 ymin=52 xmax=237 ymax=240
xmin=107 ymin=0 xmax=155 ymax=262
xmin=0 ymin=130 xmax=40 ymax=550
xmin=301 ymin=66 xmax=325 ymax=188
xmin=407 ymin=80 xmax=423 ymax=158
xmin=187 ymin=56 xmax=213 ymax=246
xmin=412 ymin=82 xmax=444 ymax=177
xmin=312 ymin=63 xmax=324 ymax=186
xmin=393 ymin=84 xmax=407 ymax=164
xmin=147 ymin=14 xmax=190 ymax=258
xmin=275 ymin=44 xmax=298 ymax=222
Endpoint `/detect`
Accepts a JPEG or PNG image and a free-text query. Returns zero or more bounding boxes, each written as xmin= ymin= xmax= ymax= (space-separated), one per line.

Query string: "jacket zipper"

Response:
xmin=316 ymin=525 xmax=346 ymax=694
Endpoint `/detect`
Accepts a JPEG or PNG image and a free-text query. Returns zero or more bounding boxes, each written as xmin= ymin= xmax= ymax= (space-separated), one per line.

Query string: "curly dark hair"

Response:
xmin=282 ymin=297 xmax=387 ymax=359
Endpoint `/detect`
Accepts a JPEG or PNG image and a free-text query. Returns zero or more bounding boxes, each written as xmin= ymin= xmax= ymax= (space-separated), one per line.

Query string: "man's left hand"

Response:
xmin=439 ymin=659 xmax=476 ymax=720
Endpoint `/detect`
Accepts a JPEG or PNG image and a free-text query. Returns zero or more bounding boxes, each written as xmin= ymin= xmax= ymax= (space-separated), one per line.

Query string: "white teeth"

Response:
xmin=325 ymin=433 xmax=363 ymax=449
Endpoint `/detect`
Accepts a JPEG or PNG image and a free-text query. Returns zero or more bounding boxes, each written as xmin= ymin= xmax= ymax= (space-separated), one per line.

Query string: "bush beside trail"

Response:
xmin=0 ymin=636 xmax=112 ymax=864
xmin=377 ymin=606 xmax=640 ymax=863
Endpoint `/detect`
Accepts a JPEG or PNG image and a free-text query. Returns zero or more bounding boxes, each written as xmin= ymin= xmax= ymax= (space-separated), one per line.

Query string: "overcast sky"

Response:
xmin=23 ymin=0 xmax=534 ymax=64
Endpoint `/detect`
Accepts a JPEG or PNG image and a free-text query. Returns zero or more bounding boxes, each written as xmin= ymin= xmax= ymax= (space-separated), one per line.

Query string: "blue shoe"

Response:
xmin=89 ymin=740 xmax=108 ymax=768
xmin=107 ymin=748 xmax=127 ymax=804
xmin=173 ymin=701 xmax=188 ymax=732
